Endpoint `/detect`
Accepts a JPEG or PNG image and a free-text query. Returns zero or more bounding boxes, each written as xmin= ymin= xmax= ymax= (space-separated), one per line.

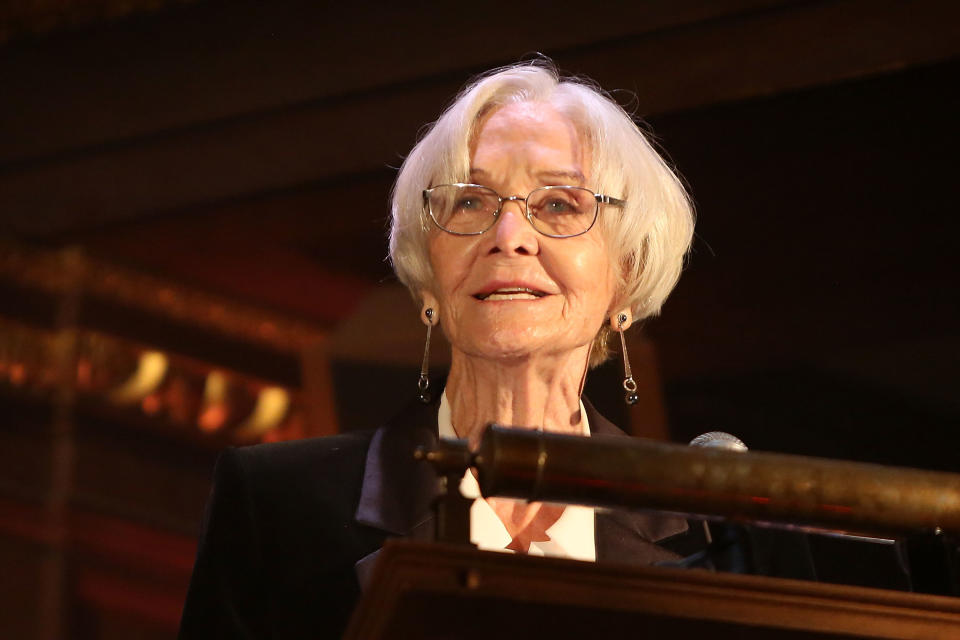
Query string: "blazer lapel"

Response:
xmin=584 ymin=400 xmax=689 ymax=565
xmin=354 ymin=398 xmax=440 ymax=588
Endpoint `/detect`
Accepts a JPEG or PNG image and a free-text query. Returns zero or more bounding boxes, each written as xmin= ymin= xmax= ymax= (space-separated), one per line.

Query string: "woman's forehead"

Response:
xmin=468 ymin=103 xmax=591 ymax=185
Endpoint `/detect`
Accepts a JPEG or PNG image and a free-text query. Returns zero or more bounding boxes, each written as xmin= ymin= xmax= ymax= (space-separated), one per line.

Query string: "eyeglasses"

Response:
xmin=422 ymin=183 xmax=627 ymax=238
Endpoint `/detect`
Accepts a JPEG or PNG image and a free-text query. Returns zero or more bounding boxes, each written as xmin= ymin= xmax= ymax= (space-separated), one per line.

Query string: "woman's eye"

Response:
xmin=454 ymin=198 xmax=480 ymax=211
xmin=544 ymin=198 xmax=576 ymax=214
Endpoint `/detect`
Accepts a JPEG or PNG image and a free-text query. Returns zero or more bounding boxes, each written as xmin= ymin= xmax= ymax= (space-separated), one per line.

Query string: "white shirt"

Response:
xmin=437 ymin=392 xmax=596 ymax=562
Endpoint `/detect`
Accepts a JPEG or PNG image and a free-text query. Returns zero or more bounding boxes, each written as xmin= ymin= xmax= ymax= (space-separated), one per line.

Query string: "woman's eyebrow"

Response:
xmin=536 ymin=169 xmax=586 ymax=184
xmin=469 ymin=167 xmax=586 ymax=183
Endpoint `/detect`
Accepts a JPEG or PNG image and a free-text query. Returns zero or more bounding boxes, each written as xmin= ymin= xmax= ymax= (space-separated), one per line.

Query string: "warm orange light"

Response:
xmin=258 ymin=322 xmax=277 ymax=338
xmin=9 ymin=363 xmax=25 ymax=386
xmin=198 ymin=371 xmax=230 ymax=432
xmin=109 ymin=351 xmax=168 ymax=404
xmin=198 ymin=404 xmax=228 ymax=432
xmin=76 ymin=359 xmax=92 ymax=388
xmin=141 ymin=394 xmax=161 ymax=415
xmin=234 ymin=387 xmax=290 ymax=439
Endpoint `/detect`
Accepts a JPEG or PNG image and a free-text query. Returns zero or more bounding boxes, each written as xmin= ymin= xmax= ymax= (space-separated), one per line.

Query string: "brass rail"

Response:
xmin=471 ymin=426 xmax=960 ymax=536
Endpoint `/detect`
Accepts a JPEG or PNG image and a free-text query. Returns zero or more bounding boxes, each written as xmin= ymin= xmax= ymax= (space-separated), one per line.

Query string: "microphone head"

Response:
xmin=689 ymin=431 xmax=748 ymax=452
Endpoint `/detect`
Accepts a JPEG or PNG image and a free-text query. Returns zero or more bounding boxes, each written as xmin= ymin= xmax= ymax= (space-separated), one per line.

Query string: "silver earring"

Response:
xmin=418 ymin=308 xmax=434 ymax=403
xmin=617 ymin=313 xmax=638 ymax=406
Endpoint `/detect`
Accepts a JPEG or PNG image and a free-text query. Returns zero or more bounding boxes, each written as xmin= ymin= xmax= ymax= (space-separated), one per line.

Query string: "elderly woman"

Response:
xmin=179 ymin=61 xmax=694 ymax=639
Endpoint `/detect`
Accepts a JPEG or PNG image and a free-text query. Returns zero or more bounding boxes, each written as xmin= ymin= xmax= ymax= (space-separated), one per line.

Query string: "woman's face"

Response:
xmin=427 ymin=102 xmax=618 ymax=363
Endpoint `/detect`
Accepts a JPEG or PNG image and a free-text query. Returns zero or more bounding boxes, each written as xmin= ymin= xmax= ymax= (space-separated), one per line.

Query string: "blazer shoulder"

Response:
xmin=181 ymin=430 xmax=381 ymax=639
xmin=215 ymin=430 xmax=378 ymax=524
xmin=230 ymin=429 xmax=375 ymax=475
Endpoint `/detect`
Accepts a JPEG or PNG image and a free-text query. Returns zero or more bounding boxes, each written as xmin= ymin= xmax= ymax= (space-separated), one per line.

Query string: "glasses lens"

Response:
xmin=527 ymin=187 xmax=597 ymax=237
xmin=428 ymin=184 xmax=499 ymax=234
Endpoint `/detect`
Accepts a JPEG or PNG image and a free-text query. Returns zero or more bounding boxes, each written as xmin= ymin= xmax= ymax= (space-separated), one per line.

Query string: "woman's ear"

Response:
xmin=609 ymin=308 xmax=633 ymax=331
xmin=420 ymin=292 xmax=439 ymax=326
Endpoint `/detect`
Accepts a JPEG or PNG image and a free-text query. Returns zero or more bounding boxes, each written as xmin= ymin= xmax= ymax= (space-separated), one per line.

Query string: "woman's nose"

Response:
xmin=491 ymin=200 xmax=539 ymax=255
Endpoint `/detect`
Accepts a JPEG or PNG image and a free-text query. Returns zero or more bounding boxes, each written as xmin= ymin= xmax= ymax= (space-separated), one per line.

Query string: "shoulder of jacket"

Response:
xmin=226 ymin=429 xmax=376 ymax=475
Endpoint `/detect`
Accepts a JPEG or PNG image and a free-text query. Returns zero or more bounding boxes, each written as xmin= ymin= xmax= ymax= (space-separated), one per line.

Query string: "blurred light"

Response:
xmin=76 ymin=359 xmax=92 ymax=388
xmin=258 ymin=322 xmax=277 ymax=338
xmin=203 ymin=371 xmax=227 ymax=403
xmin=198 ymin=404 xmax=228 ymax=432
xmin=9 ymin=363 xmax=25 ymax=386
xmin=141 ymin=394 xmax=161 ymax=415
xmin=198 ymin=371 xmax=229 ymax=432
xmin=235 ymin=387 xmax=290 ymax=439
xmin=108 ymin=350 xmax=168 ymax=404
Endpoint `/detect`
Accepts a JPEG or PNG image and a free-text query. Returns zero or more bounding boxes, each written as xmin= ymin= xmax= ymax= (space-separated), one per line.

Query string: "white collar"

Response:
xmin=437 ymin=390 xmax=596 ymax=561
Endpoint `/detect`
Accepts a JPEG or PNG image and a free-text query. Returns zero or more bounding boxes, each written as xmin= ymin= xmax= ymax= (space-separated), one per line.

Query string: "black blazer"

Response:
xmin=178 ymin=397 xmax=688 ymax=639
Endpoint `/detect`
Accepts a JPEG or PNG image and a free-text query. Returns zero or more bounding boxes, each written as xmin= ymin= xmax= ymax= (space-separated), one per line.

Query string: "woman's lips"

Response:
xmin=473 ymin=286 xmax=547 ymax=301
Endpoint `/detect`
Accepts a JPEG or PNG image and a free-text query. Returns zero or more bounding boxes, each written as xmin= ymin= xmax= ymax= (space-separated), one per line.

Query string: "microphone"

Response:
xmin=689 ymin=431 xmax=747 ymax=452
xmin=687 ymin=431 xmax=753 ymax=572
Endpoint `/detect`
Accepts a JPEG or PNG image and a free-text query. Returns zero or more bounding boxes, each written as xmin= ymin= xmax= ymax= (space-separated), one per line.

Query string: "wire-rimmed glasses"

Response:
xmin=422 ymin=183 xmax=626 ymax=238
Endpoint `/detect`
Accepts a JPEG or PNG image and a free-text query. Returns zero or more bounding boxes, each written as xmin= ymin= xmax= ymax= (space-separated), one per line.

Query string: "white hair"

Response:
xmin=389 ymin=61 xmax=695 ymax=365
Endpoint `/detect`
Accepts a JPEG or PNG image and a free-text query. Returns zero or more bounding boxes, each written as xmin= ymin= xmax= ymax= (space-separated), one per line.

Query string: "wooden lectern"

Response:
xmin=345 ymin=540 xmax=960 ymax=639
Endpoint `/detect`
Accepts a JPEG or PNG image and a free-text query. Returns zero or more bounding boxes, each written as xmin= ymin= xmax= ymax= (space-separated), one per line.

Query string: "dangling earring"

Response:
xmin=616 ymin=312 xmax=638 ymax=406
xmin=418 ymin=307 xmax=435 ymax=403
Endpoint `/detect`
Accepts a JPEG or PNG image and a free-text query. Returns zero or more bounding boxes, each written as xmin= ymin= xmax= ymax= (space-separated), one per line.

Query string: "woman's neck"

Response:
xmin=443 ymin=345 xmax=591 ymax=448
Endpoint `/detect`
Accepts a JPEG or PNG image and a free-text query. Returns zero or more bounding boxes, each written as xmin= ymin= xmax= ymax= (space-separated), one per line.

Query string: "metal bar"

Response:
xmin=474 ymin=426 xmax=960 ymax=536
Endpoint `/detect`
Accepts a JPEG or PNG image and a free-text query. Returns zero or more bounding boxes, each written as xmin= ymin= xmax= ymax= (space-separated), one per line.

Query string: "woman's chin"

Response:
xmin=454 ymin=330 xmax=579 ymax=364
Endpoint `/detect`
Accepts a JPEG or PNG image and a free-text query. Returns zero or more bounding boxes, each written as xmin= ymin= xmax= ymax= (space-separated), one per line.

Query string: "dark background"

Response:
xmin=0 ymin=1 xmax=957 ymax=637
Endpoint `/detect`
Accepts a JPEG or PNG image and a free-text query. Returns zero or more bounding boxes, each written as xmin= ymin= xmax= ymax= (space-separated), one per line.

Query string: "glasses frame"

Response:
xmin=422 ymin=183 xmax=627 ymax=239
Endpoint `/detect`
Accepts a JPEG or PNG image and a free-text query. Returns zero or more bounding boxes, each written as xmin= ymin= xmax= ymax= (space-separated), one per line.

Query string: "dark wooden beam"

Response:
xmin=0 ymin=0 xmax=791 ymax=165
xmin=1 ymin=1 xmax=956 ymax=236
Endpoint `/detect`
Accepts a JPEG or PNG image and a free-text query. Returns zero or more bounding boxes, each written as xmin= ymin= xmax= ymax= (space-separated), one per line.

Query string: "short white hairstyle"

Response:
xmin=389 ymin=61 xmax=695 ymax=365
